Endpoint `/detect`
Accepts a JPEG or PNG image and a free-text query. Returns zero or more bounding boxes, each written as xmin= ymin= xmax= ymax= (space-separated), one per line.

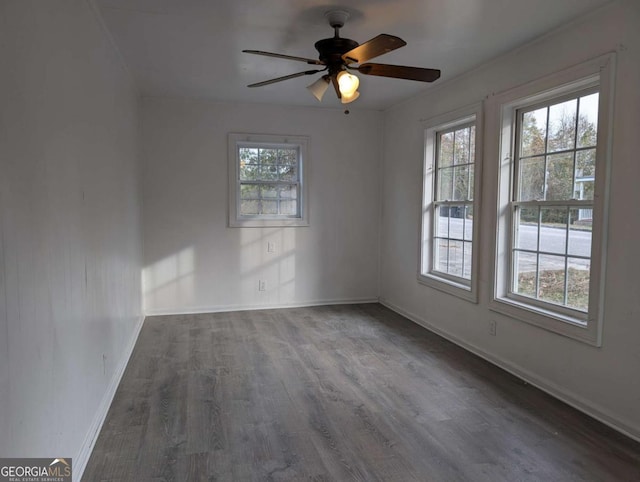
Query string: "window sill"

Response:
xmin=489 ymin=296 xmax=600 ymax=346
xmin=418 ymin=273 xmax=478 ymax=303
xmin=229 ymin=217 xmax=309 ymax=228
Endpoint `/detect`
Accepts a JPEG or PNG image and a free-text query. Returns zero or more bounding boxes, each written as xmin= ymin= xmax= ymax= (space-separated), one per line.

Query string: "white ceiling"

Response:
xmin=95 ymin=0 xmax=612 ymax=110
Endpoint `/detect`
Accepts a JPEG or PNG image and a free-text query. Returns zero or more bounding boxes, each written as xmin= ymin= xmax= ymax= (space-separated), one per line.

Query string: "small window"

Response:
xmin=419 ymin=104 xmax=483 ymax=302
xmin=228 ymin=133 xmax=309 ymax=227
xmin=491 ymin=54 xmax=614 ymax=345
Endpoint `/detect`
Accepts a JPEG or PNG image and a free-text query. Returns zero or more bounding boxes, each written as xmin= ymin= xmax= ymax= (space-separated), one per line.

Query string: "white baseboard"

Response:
xmin=73 ymin=314 xmax=146 ymax=481
xmin=379 ymin=298 xmax=640 ymax=443
xmin=144 ymin=297 xmax=380 ymax=317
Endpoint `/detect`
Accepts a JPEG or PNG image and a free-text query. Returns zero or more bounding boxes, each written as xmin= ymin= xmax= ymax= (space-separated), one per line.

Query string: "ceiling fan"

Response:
xmin=243 ymin=10 xmax=441 ymax=106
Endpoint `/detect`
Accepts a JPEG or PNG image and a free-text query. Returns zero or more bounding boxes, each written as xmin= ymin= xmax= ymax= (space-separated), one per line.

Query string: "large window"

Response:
xmin=491 ymin=55 xmax=614 ymax=345
xmin=420 ymin=104 xmax=482 ymax=301
xmin=228 ymin=133 xmax=309 ymax=227
xmin=511 ymin=89 xmax=598 ymax=314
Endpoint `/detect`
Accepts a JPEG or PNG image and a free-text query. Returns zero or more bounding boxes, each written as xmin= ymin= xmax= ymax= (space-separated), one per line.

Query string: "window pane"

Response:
xmin=454 ymin=127 xmax=470 ymax=165
xmin=260 ymin=165 xmax=278 ymax=180
xmin=568 ymin=209 xmax=592 ymax=257
xmin=513 ymin=251 xmax=537 ymax=297
xmin=520 ymin=107 xmax=547 ymax=157
xmin=575 ymin=149 xmax=596 ymax=200
xmin=577 ymin=93 xmax=599 ymax=148
xmin=279 ymin=185 xmax=298 ymax=199
xmin=435 ymin=205 xmax=449 ymax=238
xmin=261 ymin=187 xmax=278 ymax=198
xmin=453 ymin=165 xmax=469 ymax=201
xmin=240 ymin=200 xmax=259 ymax=215
xmin=518 ymin=156 xmax=545 ymax=201
xmin=468 ymin=164 xmax=474 ymax=200
xmin=439 ymin=132 xmax=454 ymax=167
xmin=239 ymin=147 xmax=259 ymax=163
xmin=447 ymin=240 xmax=464 ymax=277
xmin=547 ymin=98 xmax=577 ymax=152
xmin=240 ymin=184 xmax=260 ymax=199
xmin=280 ymin=200 xmax=298 ymax=215
xmin=464 ymin=206 xmax=473 ymax=241
xmin=259 ymin=148 xmax=277 ymax=165
xmin=540 ymin=207 xmax=568 ymax=254
xmin=546 ymin=153 xmax=574 ymax=200
xmin=240 ymin=163 xmax=260 ymax=181
xmin=261 ymin=200 xmax=278 ymax=215
xmin=434 ymin=238 xmax=449 ymax=272
xmin=538 ymin=254 xmax=566 ymax=304
xmin=567 ymin=259 xmax=590 ymax=311
xmin=448 ymin=206 xmax=465 ymax=240
xmin=515 ymin=206 xmax=539 ymax=251
xmin=278 ymin=165 xmax=298 ymax=181
xmin=437 ymin=167 xmax=454 ymax=200
xmin=463 ymin=241 xmax=472 ymax=280
xmin=279 ymin=148 xmax=298 ymax=165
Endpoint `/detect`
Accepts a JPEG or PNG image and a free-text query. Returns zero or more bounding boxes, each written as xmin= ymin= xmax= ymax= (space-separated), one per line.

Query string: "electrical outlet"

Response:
xmin=489 ymin=320 xmax=497 ymax=336
xmin=258 ymin=280 xmax=266 ymax=291
xmin=267 ymin=241 xmax=275 ymax=253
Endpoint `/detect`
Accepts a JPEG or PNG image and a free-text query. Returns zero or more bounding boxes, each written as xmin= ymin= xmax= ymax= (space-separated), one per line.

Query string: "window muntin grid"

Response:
xmin=237 ymin=143 xmax=301 ymax=218
xmin=433 ymin=122 xmax=476 ymax=283
xmin=510 ymin=89 xmax=598 ymax=316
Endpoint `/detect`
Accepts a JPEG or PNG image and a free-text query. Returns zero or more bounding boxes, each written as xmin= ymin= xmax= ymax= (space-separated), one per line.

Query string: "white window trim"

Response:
xmin=418 ymin=102 xmax=484 ymax=303
xmin=228 ymin=133 xmax=310 ymax=228
xmin=488 ymin=54 xmax=615 ymax=346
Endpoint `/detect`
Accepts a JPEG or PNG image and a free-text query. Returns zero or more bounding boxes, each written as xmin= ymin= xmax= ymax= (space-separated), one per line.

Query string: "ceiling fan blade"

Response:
xmin=247 ymin=69 xmax=325 ymax=88
xmin=331 ymin=74 xmax=341 ymax=99
xmin=357 ymin=63 xmax=441 ymax=82
xmin=341 ymin=34 xmax=406 ymax=64
xmin=243 ymin=50 xmax=324 ymax=65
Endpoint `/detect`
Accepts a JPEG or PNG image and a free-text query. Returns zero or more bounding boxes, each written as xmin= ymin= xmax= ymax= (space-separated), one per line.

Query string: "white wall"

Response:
xmin=380 ymin=0 xmax=640 ymax=440
xmin=141 ymin=98 xmax=382 ymax=314
xmin=381 ymin=1 xmax=640 ymax=438
xmin=0 ymin=0 xmax=143 ymax=470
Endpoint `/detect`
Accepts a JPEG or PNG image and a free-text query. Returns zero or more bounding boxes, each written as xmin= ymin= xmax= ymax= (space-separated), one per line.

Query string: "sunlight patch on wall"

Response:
xmin=239 ymin=228 xmax=297 ymax=306
xmin=143 ymin=247 xmax=195 ymax=311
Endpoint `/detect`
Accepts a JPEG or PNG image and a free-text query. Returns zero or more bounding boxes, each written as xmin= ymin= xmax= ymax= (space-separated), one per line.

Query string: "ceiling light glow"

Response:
xmin=337 ymin=71 xmax=359 ymax=97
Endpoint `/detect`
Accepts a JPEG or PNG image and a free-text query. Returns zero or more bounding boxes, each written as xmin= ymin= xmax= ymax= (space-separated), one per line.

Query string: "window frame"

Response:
xmin=419 ymin=103 xmax=483 ymax=302
xmin=509 ymin=85 xmax=599 ymax=320
xmin=490 ymin=54 xmax=615 ymax=346
xmin=228 ymin=133 xmax=309 ymax=228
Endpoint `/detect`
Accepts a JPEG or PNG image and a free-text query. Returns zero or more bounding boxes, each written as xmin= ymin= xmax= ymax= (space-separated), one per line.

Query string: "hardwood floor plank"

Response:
xmin=83 ymin=304 xmax=640 ymax=481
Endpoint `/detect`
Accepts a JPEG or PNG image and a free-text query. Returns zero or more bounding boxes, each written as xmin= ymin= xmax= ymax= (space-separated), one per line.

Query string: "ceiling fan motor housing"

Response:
xmin=314 ymin=37 xmax=358 ymax=73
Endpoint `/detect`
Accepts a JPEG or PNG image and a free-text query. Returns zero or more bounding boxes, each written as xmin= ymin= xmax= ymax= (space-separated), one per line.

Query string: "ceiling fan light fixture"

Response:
xmin=337 ymin=70 xmax=359 ymax=97
xmin=306 ymin=76 xmax=330 ymax=101
xmin=340 ymin=90 xmax=360 ymax=104
xmin=243 ymin=13 xmax=441 ymax=105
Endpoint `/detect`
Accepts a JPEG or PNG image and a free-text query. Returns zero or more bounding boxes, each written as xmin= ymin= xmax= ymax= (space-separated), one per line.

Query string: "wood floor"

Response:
xmin=83 ymin=304 xmax=640 ymax=481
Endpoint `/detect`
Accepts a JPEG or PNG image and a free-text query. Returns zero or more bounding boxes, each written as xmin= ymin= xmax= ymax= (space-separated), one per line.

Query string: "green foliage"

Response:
xmin=517 ymin=268 xmax=589 ymax=311
xmin=238 ymin=146 xmax=300 ymax=216
xmin=517 ymin=94 xmax=598 ymax=224
xmin=437 ymin=126 xmax=474 ymax=201
xmin=239 ymin=147 xmax=298 ymax=182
